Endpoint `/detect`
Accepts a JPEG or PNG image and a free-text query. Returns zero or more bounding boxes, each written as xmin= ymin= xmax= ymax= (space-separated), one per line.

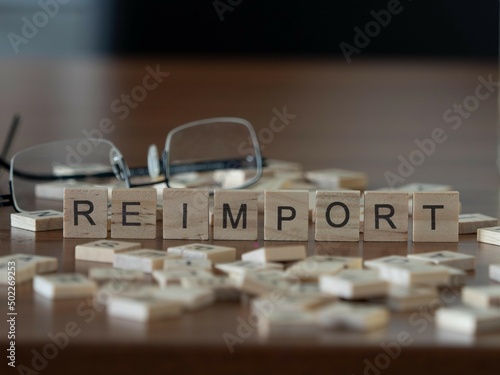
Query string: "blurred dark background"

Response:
xmin=111 ymin=0 xmax=498 ymax=59
xmin=0 ymin=0 xmax=498 ymax=59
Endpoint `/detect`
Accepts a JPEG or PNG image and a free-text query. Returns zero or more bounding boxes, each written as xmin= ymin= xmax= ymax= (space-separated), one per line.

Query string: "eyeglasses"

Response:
xmin=0 ymin=116 xmax=263 ymax=213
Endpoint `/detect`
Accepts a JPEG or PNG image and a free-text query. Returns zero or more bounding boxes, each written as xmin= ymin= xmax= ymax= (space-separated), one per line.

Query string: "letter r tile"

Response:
xmin=63 ymin=187 xmax=108 ymax=238
xmin=364 ymin=191 xmax=408 ymax=242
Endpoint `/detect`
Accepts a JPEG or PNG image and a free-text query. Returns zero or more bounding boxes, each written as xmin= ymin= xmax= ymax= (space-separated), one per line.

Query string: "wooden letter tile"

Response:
xmin=11 ymin=210 xmax=63 ymax=232
xmin=386 ymin=286 xmax=438 ymax=312
xmin=111 ymin=188 xmax=157 ymax=239
xmin=459 ymin=213 xmax=498 ymax=234
xmin=215 ymin=260 xmax=283 ymax=276
xmin=0 ymin=255 xmax=36 ymax=285
xmin=33 ymin=273 xmax=97 ymax=299
xmin=412 ymin=192 xmax=459 ymax=242
xmin=319 ymin=269 xmax=388 ymax=299
xmin=477 ymin=226 xmax=500 ymax=246
xmin=167 ymin=243 xmax=236 ymax=264
xmin=435 ymin=306 xmax=500 ymax=335
xmin=408 ymin=250 xmax=475 ymax=271
xmin=113 ymin=249 xmax=180 ymax=273
xmin=315 ymin=190 xmax=360 ymax=241
xmin=241 ymin=245 xmax=306 ymax=263
xmin=264 ymin=190 xmax=309 ymax=241
xmin=88 ymin=268 xmax=146 ymax=281
xmin=490 ymin=264 xmax=500 ymax=282
xmin=152 ymin=269 xmax=214 ymax=288
xmin=213 ymin=190 xmax=259 ymax=240
xmin=64 ymin=187 xmax=108 ymax=238
xmin=462 ymin=285 xmax=500 ymax=309
xmin=163 ymin=258 xmax=213 ymax=271
xmin=2 ymin=253 xmax=58 ymax=274
xmin=317 ymin=302 xmax=389 ymax=332
xmin=163 ymin=188 xmax=209 ymax=240
xmin=107 ymin=292 xmax=183 ymax=322
xmin=75 ymin=240 xmax=141 ymax=263
xmin=363 ymin=192 xmax=408 ymax=242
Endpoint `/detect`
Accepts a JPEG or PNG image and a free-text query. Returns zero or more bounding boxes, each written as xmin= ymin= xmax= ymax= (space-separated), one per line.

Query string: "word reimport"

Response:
xmin=56 ymin=188 xmax=460 ymax=243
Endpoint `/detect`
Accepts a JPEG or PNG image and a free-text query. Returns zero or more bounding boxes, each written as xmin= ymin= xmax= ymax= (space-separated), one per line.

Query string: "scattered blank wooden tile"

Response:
xmin=315 ymin=191 xmax=360 ymax=241
xmin=75 ymin=240 xmax=141 ymax=263
xmin=490 ymin=264 xmax=500 ymax=282
xmin=436 ymin=306 xmax=500 ymax=335
xmin=477 ymin=226 xmax=500 ymax=246
xmin=163 ymin=188 xmax=209 ymax=240
xmin=305 ymin=168 xmax=368 ymax=190
xmin=377 ymin=262 xmax=450 ymax=287
xmin=0 ymin=256 xmax=36 ymax=285
xmin=242 ymin=245 xmax=306 ymax=263
xmin=257 ymin=310 xmax=318 ymax=337
xmin=385 ymin=285 xmax=438 ymax=312
xmin=107 ymin=293 xmax=183 ymax=322
xmin=213 ymin=190 xmax=259 ymax=240
xmin=181 ymin=276 xmax=240 ymax=301
xmin=4 ymin=253 xmax=58 ymax=274
xmin=364 ymin=255 xmax=428 ymax=269
xmin=88 ymin=268 xmax=146 ymax=281
xmin=64 ymin=187 xmax=108 ymax=238
xmin=264 ymin=190 xmax=309 ymax=241
xmin=11 ymin=210 xmax=63 ymax=232
xmin=111 ymin=188 xmax=156 ymax=239
xmin=319 ymin=269 xmax=388 ymax=299
xmin=287 ymin=282 xmax=333 ymax=299
xmin=285 ymin=257 xmax=346 ymax=280
xmin=213 ymin=169 xmax=260 ymax=189
xmin=167 ymin=243 xmax=236 ymax=263
xmin=33 ymin=273 xmax=97 ymax=299
xmin=459 ymin=213 xmax=498 ymax=234
xmin=412 ymin=192 xmax=459 ymax=242
xmin=215 ymin=260 xmax=283 ymax=276
xmin=253 ymin=294 xmax=334 ymax=314
xmin=99 ymin=281 xmax=157 ymax=302
xmin=152 ymin=286 xmax=215 ymax=311
xmin=438 ymin=265 xmax=467 ymax=287
xmin=163 ymin=258 xmax=213 ymax=271
xmin=408 ymin=250 xmax=475 ymax=271
xmin=387 ymin=183 xmax=452 ymax=193
xmin=364 ymin=191 xmax=409 ymax=242
xmin=234 ymin=270 xmax=292 ymax=296
xmin=462 ymin=285 xmax=500 ymax=309
xmin=152 ymin=269 xmax=214 ymax=288
xmin=113 ymin=249 xmax=180 ymax=273
xmin=317 ymin=302 xmax=389 ymax=332
xmin=364 ymin=255 xmax=418 ymax=268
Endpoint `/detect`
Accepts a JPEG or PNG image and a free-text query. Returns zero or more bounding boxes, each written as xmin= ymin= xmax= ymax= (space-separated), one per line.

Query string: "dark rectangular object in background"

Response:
xmin=110 ymin=0 xmax=498 ymax=59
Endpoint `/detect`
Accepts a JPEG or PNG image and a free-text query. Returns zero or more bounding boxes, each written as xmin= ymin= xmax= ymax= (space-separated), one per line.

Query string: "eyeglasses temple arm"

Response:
xmin=1 ymin=114 xmax=20 ymax=160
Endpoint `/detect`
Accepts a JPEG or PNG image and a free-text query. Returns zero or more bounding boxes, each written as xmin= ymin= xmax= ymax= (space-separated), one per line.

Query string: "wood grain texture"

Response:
xmin=63 ymin=187 xmax=108 ymax=238
xmin=213 ymin=190 xmax=259 ymax=240
xmin=10 ymin=210 xmax=63 ymax=231
xmin=264 ymin=190 xmax=309 ymax=241
xmin=363 ymin=191 xmax=409 ymax=242
xmin=315 ymin=190 xmax=360 ymax=241
xmin=412 ymin=192 xmax=459 ymax=242
xmin=163 ymin=188 xmax=209 ymax=240
xmin=111 ymin=188 xmax=157 ymax=239
xmin=1 ymin=59 xmax=500 ymax=375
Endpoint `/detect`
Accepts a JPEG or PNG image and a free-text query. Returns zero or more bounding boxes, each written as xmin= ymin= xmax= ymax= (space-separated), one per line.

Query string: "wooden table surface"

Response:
xmin=1 ymin=58 xmax=500 ymax=375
